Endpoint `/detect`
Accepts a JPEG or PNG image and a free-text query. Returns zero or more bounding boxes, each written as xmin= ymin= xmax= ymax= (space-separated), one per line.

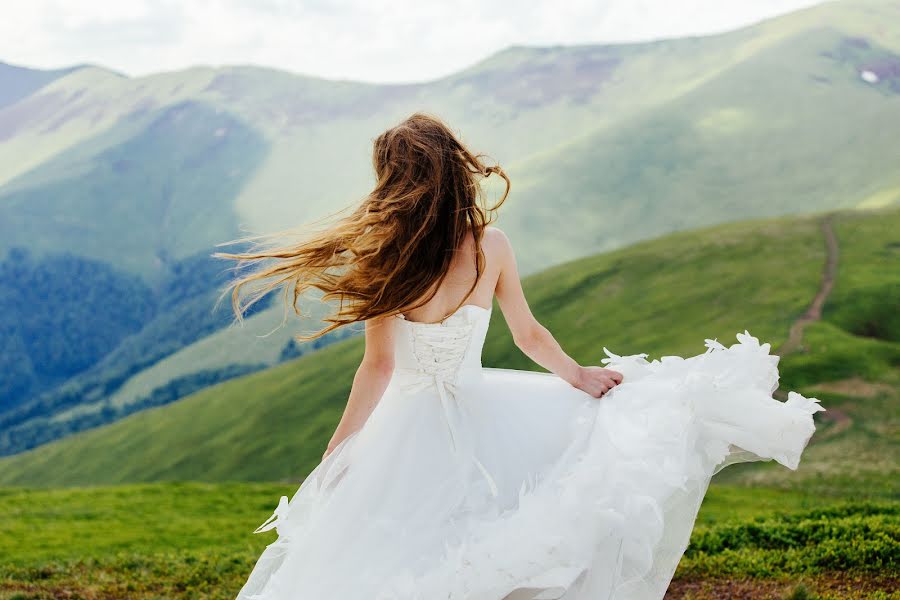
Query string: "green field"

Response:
xmin=1 ymin=206 xmax=898 ymax=597
xmin=0 ymin=483 xmax=895 ymax=599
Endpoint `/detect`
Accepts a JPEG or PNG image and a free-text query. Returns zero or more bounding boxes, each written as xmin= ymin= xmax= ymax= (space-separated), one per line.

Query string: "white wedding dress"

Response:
xmin=235 ymin=303 xmax=824 ymax=600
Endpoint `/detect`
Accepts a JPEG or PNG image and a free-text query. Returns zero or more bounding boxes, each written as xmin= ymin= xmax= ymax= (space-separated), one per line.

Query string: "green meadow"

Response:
xmin=1 ymin=484 xmax=895 ymax=599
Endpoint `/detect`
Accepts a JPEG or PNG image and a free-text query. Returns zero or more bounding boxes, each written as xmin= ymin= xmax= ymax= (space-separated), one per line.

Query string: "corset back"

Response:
xmin=393 ymin=304 xmax=492 ymax=385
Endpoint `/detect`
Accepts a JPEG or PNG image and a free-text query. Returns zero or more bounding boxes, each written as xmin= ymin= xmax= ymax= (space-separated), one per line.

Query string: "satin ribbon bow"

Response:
xmin=254 ymin=494 xmax=289 ymax=534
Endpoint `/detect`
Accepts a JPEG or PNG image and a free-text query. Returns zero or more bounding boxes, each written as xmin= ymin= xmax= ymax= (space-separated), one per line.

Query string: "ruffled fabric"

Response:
xmin=235 ymin=320 xmax=823 ymax=600
xmin=367 ymin=331 xmax=823 ymax=600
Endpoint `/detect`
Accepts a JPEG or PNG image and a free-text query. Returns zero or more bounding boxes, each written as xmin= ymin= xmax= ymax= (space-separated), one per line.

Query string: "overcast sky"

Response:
xmin=2 ymin=0 xmax=827 ymax=84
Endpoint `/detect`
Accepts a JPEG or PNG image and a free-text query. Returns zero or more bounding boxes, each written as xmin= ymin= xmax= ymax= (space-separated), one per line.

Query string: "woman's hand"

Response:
xmin=322 ymin=434 xmax=347 ymax=461
xmin=573 ymin=365 xmax=623 ymax=398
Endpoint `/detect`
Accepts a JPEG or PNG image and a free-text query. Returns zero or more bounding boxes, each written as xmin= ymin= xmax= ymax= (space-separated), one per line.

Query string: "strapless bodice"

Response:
xmin=391 ymin=303 xmax=499 ymax=497
xmin=392 ymin=304 xmax=492 ymax=385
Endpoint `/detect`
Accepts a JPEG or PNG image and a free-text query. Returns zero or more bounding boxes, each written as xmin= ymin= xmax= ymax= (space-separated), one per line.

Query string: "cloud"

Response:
xmin=0 ymin=0 xmax=825 ymax=83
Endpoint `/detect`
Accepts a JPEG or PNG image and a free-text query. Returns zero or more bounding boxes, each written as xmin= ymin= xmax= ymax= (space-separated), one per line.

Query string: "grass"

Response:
xmin=0 ymin=483 xmax=895 ymax=599
xmin=681 ymin=503 xmax=898 ymax=577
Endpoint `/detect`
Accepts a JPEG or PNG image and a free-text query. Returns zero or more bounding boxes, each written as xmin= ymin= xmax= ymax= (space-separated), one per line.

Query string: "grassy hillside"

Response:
xmin=503 ymin=25 xmax=900 ymax=267
xmin=0 ymin=101 xmax=270 ymax=278
xmin=718 ymin=209 xmax=900 ymax=498
xmin=0 ymin=206 xmax=896 ymax=491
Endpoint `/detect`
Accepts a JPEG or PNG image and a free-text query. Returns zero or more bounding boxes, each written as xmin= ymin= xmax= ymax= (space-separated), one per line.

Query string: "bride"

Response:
xmin=215 ymin=111 xmax=823 ymax=599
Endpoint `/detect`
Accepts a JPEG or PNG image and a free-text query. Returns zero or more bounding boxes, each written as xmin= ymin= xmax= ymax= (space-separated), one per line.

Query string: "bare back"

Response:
xmin=398 ymin=227 xmax=503 ymax=324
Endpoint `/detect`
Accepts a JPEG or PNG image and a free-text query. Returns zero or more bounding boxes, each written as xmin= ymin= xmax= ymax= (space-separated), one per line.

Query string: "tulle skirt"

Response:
xmin=236 ymin=331 xmax=823 ymax=600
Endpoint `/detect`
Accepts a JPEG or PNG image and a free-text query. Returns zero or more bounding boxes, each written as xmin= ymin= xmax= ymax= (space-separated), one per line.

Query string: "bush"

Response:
xmin=679 ymin=503 xmax=899 ymax=578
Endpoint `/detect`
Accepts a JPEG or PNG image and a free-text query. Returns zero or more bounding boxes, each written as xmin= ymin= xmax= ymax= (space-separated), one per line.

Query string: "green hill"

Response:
xmin=0 ymin=206 xmax=896 ymax=493
xmin=502 ymin=25 xmax=900 ymax=266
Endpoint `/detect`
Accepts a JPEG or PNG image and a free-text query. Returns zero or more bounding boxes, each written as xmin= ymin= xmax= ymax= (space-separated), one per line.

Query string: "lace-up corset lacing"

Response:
xmin=393 ymin=308 xmax=498 ymax=497
xmin=407 ymin=321 xmax=475 ymax=382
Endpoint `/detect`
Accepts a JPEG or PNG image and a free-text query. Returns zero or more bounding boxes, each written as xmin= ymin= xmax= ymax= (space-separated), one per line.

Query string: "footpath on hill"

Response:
xmin=773 ymin=213 xmax=851 ymax=440
xmin=776 ymin=213 xmax=839 ymax=357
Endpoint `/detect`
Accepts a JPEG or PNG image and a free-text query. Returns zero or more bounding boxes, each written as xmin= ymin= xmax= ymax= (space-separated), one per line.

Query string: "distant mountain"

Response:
xmin=1 ymin=206 xmax=895 ymax=493
xmin=0 ymin=248 xmax=273 ymax=455
xmin=1 ymin=0 xmax=898 ymax=457
xmin=2 ymin=0 xmax=898 ymax=277
xmin=0 ymin=61 xmax=93 ymax=110
xmin=0 ymin=248 xmax=155 ymax=412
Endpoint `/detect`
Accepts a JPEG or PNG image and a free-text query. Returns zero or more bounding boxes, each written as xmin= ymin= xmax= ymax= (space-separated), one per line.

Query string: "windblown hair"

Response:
xmin=213 ymin=111 xmax=510 ymax=341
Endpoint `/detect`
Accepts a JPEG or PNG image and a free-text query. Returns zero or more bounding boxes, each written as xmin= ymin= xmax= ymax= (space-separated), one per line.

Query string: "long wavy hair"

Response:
xmin=213 ymin=111 xmax=510 ymax=341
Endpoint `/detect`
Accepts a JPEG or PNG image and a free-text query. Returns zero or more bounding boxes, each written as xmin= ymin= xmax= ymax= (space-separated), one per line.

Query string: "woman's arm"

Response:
xmin=490 ymin=227 xmax=623 ymax=398
xmin=323 ymin=315 xmax=396 ymax=460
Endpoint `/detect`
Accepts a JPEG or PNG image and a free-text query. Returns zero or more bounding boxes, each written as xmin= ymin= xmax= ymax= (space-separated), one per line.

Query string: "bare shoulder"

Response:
xmin=482 ymin=225 xmax=515 ymax=270
xmin=483 ymin=224 xmax=510 ymax=244
xmin=482 ymin=225 xmax=513 ymax=256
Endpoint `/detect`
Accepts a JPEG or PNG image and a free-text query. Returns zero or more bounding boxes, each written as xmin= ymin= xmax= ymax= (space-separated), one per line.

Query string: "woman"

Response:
xmin=215 ymin=111 xmax=823 ymax=599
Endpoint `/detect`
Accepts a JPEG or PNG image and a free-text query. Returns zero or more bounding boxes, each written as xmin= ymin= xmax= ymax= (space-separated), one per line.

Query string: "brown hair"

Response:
xmin=213 ymin=111 xmax=510 ymax=341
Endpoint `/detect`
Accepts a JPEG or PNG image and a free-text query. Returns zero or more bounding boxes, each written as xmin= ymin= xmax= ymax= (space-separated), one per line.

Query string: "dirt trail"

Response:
xmin=776 ymin=214 xmax=839 ymax=356
xmin=666 ymin=574 xmax=899 ymax=599
xmin=773 ymin=213 xmax=852 ymax=439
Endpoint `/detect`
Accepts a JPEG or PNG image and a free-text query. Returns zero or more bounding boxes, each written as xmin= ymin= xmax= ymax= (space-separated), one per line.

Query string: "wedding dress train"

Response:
xmin=235 ymin=303 xmax=823 ymax=600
